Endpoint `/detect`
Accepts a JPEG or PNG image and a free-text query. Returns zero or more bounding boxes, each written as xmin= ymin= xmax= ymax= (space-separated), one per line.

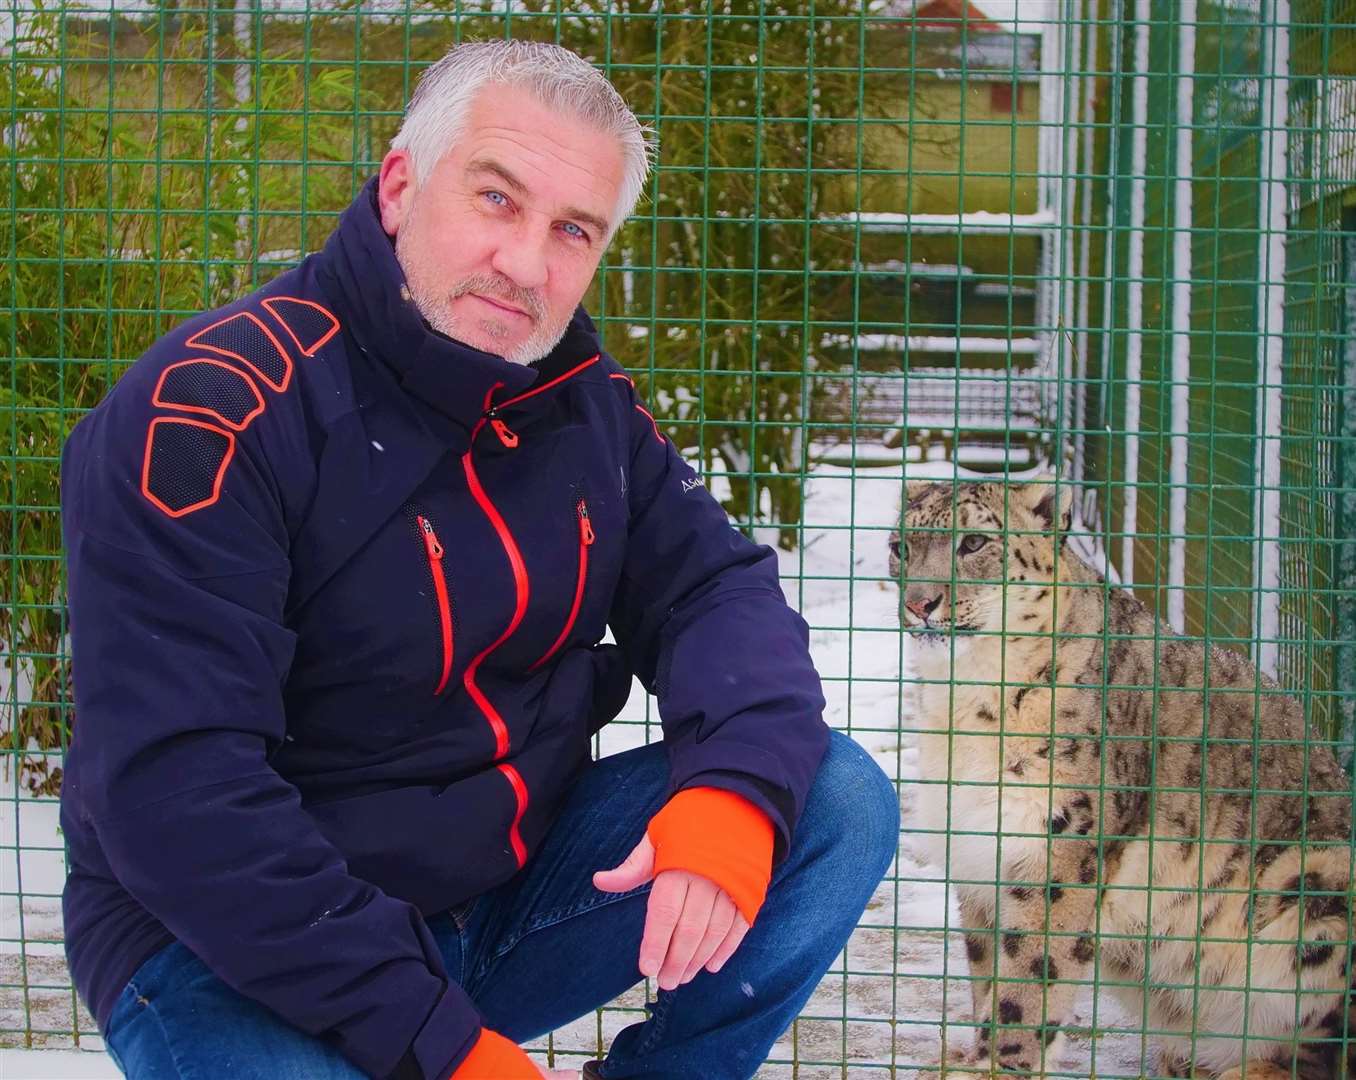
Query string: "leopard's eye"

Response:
xmin=958 ymin=533 xmax=989 ymax=556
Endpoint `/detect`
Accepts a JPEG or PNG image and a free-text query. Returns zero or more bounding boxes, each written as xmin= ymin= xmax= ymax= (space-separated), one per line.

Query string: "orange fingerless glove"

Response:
xmin=646 ymin=786 xmax=775 ymax=925
xmin=449 ymin=1028 xmax=539 ymax=1079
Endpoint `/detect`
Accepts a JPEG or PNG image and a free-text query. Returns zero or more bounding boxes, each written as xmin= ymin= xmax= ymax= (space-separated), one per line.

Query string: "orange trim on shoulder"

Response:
xmin=151 ymin=358 xmax=265 ymax=432
xmin=261 ymin=296 xmax=342 ymax=357
xmin=140 ymin=417 xmax=236 ymax=519
xmin=647 ymin=786 xmax=775 ymax=925
xmin=634 ymin=402 xmax=665 ymax=444
xmin=185 ymin=311 xmax=294 ymax=393
xmin=607 ymin=371 xmax=664 ymax=443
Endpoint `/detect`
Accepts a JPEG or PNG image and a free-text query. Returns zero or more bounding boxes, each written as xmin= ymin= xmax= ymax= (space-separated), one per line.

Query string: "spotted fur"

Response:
xmin=893 ymin=481 xmax=1354 ymax=1080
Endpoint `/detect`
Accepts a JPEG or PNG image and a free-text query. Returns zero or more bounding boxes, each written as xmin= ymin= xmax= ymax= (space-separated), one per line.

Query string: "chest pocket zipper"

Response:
xmin=528 ymin=497 xmax=595 ymax=673
xmin=416 ymin=514 xmax=454 ymax=694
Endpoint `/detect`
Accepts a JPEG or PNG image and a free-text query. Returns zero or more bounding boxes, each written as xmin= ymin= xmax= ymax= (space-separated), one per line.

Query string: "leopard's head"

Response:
xmin=889 ymin=480 xmax=1072 ymax=642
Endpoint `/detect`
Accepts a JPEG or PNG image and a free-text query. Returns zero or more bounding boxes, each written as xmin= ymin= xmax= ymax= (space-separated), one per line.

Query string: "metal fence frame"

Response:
xmin=4 ymin=1 xmax=1354 ymax=1074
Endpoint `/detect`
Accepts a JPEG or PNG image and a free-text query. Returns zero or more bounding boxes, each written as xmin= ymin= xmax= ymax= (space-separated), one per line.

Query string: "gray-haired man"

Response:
xmin=61 ymin=39 xmax=899 ymax=1080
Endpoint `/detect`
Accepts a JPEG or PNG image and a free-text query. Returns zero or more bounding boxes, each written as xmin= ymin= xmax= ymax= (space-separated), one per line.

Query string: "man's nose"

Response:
xmin=490 ymin=226 xmax=550 ymax=292
xmin=905 ymin=594 xmax=942 ymax=619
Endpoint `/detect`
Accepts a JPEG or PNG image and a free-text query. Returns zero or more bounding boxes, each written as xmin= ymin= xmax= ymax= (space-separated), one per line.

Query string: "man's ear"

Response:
xmin=377 ymin=150 xmax=418 ymax=239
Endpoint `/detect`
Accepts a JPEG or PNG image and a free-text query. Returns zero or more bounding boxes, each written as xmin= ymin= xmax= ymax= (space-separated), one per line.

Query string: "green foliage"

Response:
xmin=2 ymin=4 xmax=357 ymax=793
xmin=584 ymin=3 xmax=895 ymax=550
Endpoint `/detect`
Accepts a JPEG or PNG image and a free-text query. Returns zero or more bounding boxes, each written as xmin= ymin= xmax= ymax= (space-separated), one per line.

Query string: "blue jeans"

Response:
xmin=104 ymin=731 xmax=899 ymax=1079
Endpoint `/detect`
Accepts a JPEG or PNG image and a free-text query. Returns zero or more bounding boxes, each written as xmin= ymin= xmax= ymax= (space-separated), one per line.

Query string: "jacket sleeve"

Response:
xmin=606 ymin=377 xmax=830 ymax=860
xmin=60 ymin=376 xmax=479 ymax=1080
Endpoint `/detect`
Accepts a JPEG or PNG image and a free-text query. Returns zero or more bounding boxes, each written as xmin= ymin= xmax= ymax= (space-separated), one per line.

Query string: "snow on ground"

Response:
xmin=1 ymin=458 xmax=1150 ymax=1078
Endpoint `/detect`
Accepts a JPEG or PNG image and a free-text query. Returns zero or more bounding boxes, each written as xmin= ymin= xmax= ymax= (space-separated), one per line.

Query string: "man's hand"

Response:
xmin=593 ymin=834 xmax=750 ymax=991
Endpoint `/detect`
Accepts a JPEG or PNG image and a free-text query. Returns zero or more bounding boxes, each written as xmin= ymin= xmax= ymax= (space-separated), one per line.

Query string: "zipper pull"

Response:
xmin=417 ymin=515 xmax=444 ymax=559
xmin=490 ymin=417 xmax=519 ymax=448
xmin=576 ymin=499 xmax=595 ymax=545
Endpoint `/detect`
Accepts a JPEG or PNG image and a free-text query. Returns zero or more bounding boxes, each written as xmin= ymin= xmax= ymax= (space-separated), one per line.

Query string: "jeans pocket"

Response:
xmin=104 ymin=982 xmax=176 ymax=1078
xmin=103 ymin=942 xmax=207 ymax=1078
xmin=103 ymin=986 xmax=135 ymax=1074
xmin=450 ymin=895 xmax=480 ymax=933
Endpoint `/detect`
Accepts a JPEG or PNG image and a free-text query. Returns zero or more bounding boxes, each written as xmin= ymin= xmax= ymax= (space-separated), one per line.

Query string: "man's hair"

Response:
xmin=390 ymin=40 xmax=656 ymax=235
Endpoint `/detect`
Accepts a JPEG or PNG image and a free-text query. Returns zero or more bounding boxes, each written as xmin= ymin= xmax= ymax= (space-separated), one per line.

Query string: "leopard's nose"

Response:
xmin=906 ymin=595 xmax=942 ymax=619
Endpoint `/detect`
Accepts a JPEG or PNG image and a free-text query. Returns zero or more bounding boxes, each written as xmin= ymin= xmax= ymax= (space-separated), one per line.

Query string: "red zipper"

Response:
xmin=498 ymin=355 xmax=600 ymax=410
xmin=528 ymin=498 xmax=595 ymax=672
xmin=497 ymin=762 xmax=529 ymax=867
xmin=416 ymin=515 xmax=454 ymax=695
xmin=489 ymin=416 xmax=518 ymax=448
xmin=460 ymin=448 xmax=527 ymax=761
xmin=482 ymin=356 xmax=602 ymax=451
xmin=457 ymin=360 xmax=600 ymax=868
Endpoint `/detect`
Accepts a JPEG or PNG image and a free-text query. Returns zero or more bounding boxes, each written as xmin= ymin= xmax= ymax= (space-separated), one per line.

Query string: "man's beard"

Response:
xmin=396 ymin=233 xmax=572 ymax=366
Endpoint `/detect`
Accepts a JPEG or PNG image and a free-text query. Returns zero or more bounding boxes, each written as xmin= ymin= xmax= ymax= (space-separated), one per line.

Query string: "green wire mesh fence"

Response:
xmin=3 ymin=1 xmax=1354 ymax=1075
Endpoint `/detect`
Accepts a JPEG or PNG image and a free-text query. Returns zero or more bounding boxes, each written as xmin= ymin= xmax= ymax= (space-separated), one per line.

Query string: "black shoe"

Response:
xmin=581 ymin=1061 xmax=604 ymax=1080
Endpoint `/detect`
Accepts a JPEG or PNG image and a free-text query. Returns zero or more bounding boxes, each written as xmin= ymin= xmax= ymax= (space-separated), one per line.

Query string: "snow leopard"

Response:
xmin=891 ymin=480 xmax=1354 ymax=1080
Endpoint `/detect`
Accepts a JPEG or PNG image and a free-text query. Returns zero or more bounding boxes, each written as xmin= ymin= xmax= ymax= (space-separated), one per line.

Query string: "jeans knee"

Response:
xmin=799 ymin=730 xmax=900 ymax=881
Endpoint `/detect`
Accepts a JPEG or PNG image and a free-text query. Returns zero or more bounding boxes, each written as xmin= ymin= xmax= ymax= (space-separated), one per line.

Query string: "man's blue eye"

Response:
xmin=562 ymin=222 xmax=587 ymax=240
xmin=484 ymin=191 xmax=508 ymax=206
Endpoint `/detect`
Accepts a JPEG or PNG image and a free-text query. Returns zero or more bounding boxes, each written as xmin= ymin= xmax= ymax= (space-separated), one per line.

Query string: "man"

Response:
xmin=60 ymin=40 xmax=899 ymax=1080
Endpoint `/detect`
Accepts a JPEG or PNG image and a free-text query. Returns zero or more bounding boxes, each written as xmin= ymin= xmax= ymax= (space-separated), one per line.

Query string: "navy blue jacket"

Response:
xmin=59 ymin=179 xmax=829 ymax=1079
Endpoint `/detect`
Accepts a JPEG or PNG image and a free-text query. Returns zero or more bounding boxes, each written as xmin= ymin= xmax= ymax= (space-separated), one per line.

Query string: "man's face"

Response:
xmin=378 ymin=84 xmax=626 ymax=365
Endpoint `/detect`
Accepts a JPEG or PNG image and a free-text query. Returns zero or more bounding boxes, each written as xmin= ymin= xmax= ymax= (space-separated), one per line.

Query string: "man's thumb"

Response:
xmin=593 ymin=834 xmax=656 ymax=893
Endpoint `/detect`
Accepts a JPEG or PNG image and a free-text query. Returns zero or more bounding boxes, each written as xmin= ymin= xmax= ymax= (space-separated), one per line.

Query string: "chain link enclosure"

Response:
xmin=3 ymin=1 xmax=1354 ymax=1074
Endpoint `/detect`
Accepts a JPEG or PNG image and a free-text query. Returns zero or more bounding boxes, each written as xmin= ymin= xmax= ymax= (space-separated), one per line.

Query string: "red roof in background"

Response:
xmin=911 ymin=0 xmax=1003 ymax=32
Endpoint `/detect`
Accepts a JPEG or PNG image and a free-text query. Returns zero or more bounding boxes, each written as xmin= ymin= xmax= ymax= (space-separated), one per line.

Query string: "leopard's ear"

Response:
xmin=1017 ymin=478 xmax=1073 ymax=533
xmin=904 ymin=480 xmax=935 ymax=509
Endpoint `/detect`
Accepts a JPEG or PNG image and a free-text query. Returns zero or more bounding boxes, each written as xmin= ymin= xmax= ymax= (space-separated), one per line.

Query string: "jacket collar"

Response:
xmin=315 ymin=177 xmax=605 ymax=435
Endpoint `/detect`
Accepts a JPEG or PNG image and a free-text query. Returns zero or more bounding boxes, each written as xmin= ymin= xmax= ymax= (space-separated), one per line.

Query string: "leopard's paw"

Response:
xmin=915 ymin=1045 xmax=990 ymax=1080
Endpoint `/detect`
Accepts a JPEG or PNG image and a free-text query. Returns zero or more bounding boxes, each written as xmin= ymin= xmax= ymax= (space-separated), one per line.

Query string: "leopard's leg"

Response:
xmin=1235 ymin=988 xmax=1356 ymax=1080
xmin=1209 ymin=852 xmax=1356 ymax=1080
xmin=916 ymin=887 xmax=999 ymax=1080
xmin=958 ymin=887 xmax=997 ymax=1042
xmin=970 ymin=791 xmax=1103 ymax=1078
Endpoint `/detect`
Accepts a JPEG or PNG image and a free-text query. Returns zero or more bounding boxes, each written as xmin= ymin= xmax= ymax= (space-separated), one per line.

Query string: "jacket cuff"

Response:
xmin=384 ymin=990 xmax=482 ymax=1080
xmin=646 ymin=786 xmax=775 ymax=924
xmin=448 ymin=1028 xmax=540 ymax=1079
